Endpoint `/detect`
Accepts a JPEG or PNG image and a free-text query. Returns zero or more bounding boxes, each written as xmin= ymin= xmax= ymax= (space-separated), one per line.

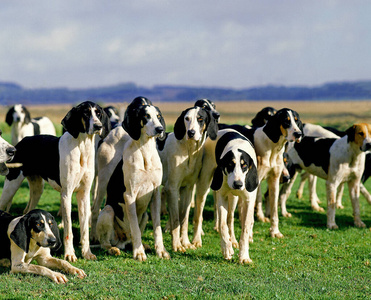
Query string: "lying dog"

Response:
xmin=0 ymin=101 xmax=110 ymax=262
xmin=5 ymin=104 xmax=56 ymax=146
xmin=210 ymin=129 xmax=259 ymax=263
xmin=95 ymin=97 xmax=169 ymax=261
xmin=0 ymin=209 xmax=86 ymax=283
xmin=287 ymin=123 xmax=371 ymax=229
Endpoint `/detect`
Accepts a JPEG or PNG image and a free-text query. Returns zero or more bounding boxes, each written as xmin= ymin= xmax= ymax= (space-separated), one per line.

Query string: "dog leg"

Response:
xmin=24 ymin=175 xmax=44 ymax=214
xmin=217 ymin=192 xmax=234 ymax=260
xmin=308 ymin=175 xmax=324 ymax=212
xmin=255 ymin=185 xmax=269 ymax=222
xmin=76 ymin=189 xmax=96 ymax=260
xmin=150 ymin=188 xmax=170 ymax=259
xmin=179 ymin=187 xmax=196 ymax=250
xmin=268 ymin=175 xmax=283 ymax=238
xmin=336 ymin=183 xmax=345 ymax=209
xmin=192 ymin=184 xmax=209 ymax=248
xmin=0 ymin=175 xmax=25 ymax=211
xmin=239 ymin=191 xmax=256 ymax=264
xmin=227 ymin=194 xmax=239 ymax=249
xmin=326 ymin=182 xmax=338 ymax=229
xmin=296 ymin=172 xmax=308 ymax=199
xmin=348 ymin=180 xmax=366 ymax=228
xmin=360 ymin=183 xmax=371 ymax=205
xmin=279 ymin=172 xmax=298 ymax=218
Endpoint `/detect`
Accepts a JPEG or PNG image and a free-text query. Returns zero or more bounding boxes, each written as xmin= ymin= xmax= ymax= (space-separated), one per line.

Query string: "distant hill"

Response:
xmin=1 ymin=80 xmax=371 ymax=105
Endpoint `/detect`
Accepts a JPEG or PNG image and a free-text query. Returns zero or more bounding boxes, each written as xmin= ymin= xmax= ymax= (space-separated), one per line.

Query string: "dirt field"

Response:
xmin=1 ymin=100 xmax=371 ymax=130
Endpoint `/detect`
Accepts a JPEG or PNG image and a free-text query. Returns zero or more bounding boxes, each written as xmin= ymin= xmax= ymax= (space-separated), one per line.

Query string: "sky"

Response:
xmin=0 ymin=0 xmax=370 ymax=90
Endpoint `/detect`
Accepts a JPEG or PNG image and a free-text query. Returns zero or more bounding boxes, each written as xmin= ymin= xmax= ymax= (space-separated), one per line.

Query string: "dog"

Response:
xmin=0 ymin=101 xmax=110 ymax=262
xmin=0 ymin=209 xmax=86 ymax=283
xmin=104 ymin=105 xmax=121 ymax=129
xmin=0 ymin=129 xmax=16 ymax=175
xmin=158 ymin=104 xmax=218 ymax=252
xmin=94 ymin=97 xmax=169 ymax=261
xmin=209 ymin=129 xmax=259 ymax=263
xmin=286 ymin=123 xmax=371 ymax=229
xmin=6 ymin=104 xmax=56 ymax=146
xmin=251 ymin=106 xmax=277 ymax=128
xmin=194 ymin=98 xmax=221 ymax=122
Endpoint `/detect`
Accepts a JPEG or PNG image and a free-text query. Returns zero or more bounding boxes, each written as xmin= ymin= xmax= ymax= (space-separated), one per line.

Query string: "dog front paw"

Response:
xmin=133 ymin=245 xmax=147 ymax=261
xmin=70 ymin=267 xmax=87 ymax=279
xmin=65 ymin=253 xmax=77 ymax=263
xmin=239 ymin=256 xmax=253 ymax=265
xmin=355 ymin=220 xmax=366 ymax=228
xmin=108 ymin=247 xmax=121 ymax=256
xmin=172 ymin=242 xmax=186 ymax=253
xmin=50 ymin=271 xmax=68 ymax=284
xmin=270 ymin=229 xmax=284 ymax=238
xmin=327 ymin=223 xmax=339 ymax=230
xmin=82 ymin=250 xmax=97 ymax=261
xmin=156 ymin=249 xmax=171 ymax=259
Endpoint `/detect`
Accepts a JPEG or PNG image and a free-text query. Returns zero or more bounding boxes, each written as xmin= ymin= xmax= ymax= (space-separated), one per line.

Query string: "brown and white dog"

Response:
xmin=0 ymin=101 xmax=110 ymax=262
xmin=0 ymin=209 xmax=86 ymax=283
xmin=286 ymin=123 xmax=371 ymax=229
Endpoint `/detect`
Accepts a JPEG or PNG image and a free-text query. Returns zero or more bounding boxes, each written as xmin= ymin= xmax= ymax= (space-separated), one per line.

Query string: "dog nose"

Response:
xmin=47 ymin=237 xmax=57 ymax=247
xmin=363 ymin=143 xmax=371 ymax=151
xmin=280 ymin=175 xmax=291 ymax=184
xmin=93 ymin=123 xmax=102 ymax=131
xmin=293 ymin=131 xmax=302 ymax=139
xmin=6 ymin=147 xmax=16 ymax=157
xmin=233 ymin=180 xmax=243 ymax=190
xmin=155 ymin=126 xmax=164 ymax=134
xmin=213 ymin=112 xmax=220 ymax=120
xmin=187 ymin=130 xmax=195 ymax=138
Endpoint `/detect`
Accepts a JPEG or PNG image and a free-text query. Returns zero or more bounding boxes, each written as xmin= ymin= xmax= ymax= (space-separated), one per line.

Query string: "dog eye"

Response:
xmin=197 ymin=117 xmax=203 ymax=122
xmin=359 ymin=132 xmax=364 ymax=137
xmin=145 ymin=114 xmax=150 ymax=119
xmin=185 ymin=116 xmax=190 ymax=122
xmin=96 ymin=111 xmax=101 ymax=117
xmin=157 ymin=115 xmax=162 ymax=121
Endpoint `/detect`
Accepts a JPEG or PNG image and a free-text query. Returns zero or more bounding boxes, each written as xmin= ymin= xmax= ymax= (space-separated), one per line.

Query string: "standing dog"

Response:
xmin=0 ymin=209 xmax=86 ymax=283
xmin=210 ymin=129 xmax=259 ymax=263
xmin=158 ymin=105 xmax=218 ymax=252
xmin=95 ymin=97 xmax=169 ymax=261
xmin=0 ymin=101 xmax=110 ymax=262
xmin=6 ymin=104 xmax=56 ymax=146
xmin=287 ymin=123 xmax=371 ymax=229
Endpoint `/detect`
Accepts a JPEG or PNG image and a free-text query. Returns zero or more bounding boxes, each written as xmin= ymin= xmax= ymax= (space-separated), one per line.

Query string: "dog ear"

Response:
xmin=245 ymin=159 xmax=259 ymax=192
xmin=0 ymin=162 xmax=9 ymax=176
xmin=211 ymin=166 xmax=224 ymax=191
xmin=345 ymin=125 xmax=356 ymax=142
xmin=98 ymin=106 xmax=111 ymax=139
xmin=5 ymin=107 xmax=15 ymax=126
xmin=10 ymin=215 xmax=31 ymax=253
xmin=61 ymin=106 xmax=84 ymax=139
xmin=206 ymin=110 xmax=218 ymax=140
xmin=262 ymin=109 xmax=285 ymax=143
xmin=23 ymin=106 xmax=31 ymax=124
xmin=174 ymin=109 xmax=188 ymax=140
xmin=50 ymin=216 xmax=62 ymax=251
xmin=122 ymin=105 xmax=142 ymax=140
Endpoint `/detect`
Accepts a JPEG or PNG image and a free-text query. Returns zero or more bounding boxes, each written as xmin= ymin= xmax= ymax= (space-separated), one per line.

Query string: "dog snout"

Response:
xmin=363 ymin=142 xmax=371 ymax=151
xmin=232 ymin=180 xmax=243 ymax=190
xmin=280 ymin=175 xmax=291 ymax=184
xmin=187 ymin=129 xmax=195 ymax=138
xmin=155 ymin=126 xmax=164 ymax=135
xmin=47 ymin=237 xmax=57 ymax=247
xmin=93 ymin=123 xmax=103 ymax=131
xmin=6 ymin=147 xmax=16 ymax=157
xmin=213 ymin=111 xmax=220 ymax=120
xmin=293 ymin=131 xmax=302 ymax=139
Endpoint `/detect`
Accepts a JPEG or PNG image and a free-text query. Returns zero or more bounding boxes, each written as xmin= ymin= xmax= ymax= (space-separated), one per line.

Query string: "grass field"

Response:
xmin=0 ymin=100 xmax=371 ymax=299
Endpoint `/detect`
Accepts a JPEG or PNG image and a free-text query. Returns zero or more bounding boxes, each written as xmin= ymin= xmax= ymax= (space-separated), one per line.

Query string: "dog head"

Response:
xmin=61 ymin=101 xmax=111 ymax=139
xmin=10 ymin=209 xmax=61 ymax=253
xmin=174 ymin=106 xmax=218 ymax=141
xmin=104 ymin=106 xmax=121 ymax=128
xmin=345 ymin=123 xmax=371 ymax=152
xmin=194 ymin=99 xmax=220 ymax=123
xmin=211 ymin=130 xmax=259 ymax=192
xmin=122 ymin=96 xmax=165 ymax=141
xmin=251 ymin=107 xmax=277 ymax=127
xmin=263 ymin=108 xmax=303 ymax=143
xmin=5 ymin=104 xmax=31 ymax=126
xmin=0 ymin=129 xmax=16 ymax=176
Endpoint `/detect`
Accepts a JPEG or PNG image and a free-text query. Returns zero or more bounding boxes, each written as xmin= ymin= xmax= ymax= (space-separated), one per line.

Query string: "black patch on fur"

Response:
xmin=239 ymin=149 xmax=259 ymax=192
xmin=174 ymin=108 xmax=191 ymax=140
xmin=293 ymin=136 xmax=337 ymax=174
xmin=32 ymin=121 xmax=40 ymax=135
xmin=251 ymin=106 xmax=277 ymax=127
xmin=218 ymin=124 xmax=255 ymax=144
xmin=6 ymin=135 xmax=61 ymax=185
xmin=106 ymin=160 xmax=126 ymax=220
xmin=362 ymin=153 xmax=371 ymax=183
xmin=156 ymin=132 xmax=169 ymax=151
xmin=5 ymin=107 xmax=15 ymax=126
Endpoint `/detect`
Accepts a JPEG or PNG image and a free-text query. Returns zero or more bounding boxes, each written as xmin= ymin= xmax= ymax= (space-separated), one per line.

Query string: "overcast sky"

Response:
xmin=0 ymin=0 xmax=370 ymax=89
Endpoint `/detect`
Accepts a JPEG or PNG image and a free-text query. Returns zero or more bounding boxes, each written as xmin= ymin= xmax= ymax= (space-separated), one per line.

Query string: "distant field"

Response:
xmin=1 ymin=100 xmax=370 ymax=132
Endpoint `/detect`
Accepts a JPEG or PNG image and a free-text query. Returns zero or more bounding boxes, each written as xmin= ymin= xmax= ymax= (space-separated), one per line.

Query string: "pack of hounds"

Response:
xmin=0 ymin=98 xmax=370 ymax=283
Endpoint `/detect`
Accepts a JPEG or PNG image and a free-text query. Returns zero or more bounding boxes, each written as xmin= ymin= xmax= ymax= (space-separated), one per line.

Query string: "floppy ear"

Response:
xmin=10 ymin=215 xmax=31 ymax=253
xmin=50 ymin=217 xmax=62 ymax=251
xmin=61 ymin=107 xmax=84 ymax=139
xmin=23 ymin=106 xmax=31 ymax=124
xmin=245 ymin=159 xmax=259 ymax=192
xmin=0 ymin=162 xmax=9 ymax=176
xmin=99 ymin=107 xmax=111 ymax=139
xmin=345 ymin=125 xmax=356 ymax=142
xmin=262 ymin=110 xmax=284 ymax=143
xmin=5 ymin=107 xmax=14 ymax=126
xmin=206 ymin=110 xmax=218 ymax=140
xmin=211 ymin=166 xmax=224 ymax=191
xmin=174 ymin=110 xmax=187 ymax=140
xmin=122 ymin=106 xmax=142 ymax=140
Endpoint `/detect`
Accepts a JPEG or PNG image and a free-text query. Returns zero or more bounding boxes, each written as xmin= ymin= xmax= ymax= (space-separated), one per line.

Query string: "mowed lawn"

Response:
xmin=0 ymin=101 xmax=371 ymax=299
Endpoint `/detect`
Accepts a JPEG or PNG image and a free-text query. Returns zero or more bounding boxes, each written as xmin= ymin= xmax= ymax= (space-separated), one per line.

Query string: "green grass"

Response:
xmin=0 ymin=123 xmax=371 ymax=299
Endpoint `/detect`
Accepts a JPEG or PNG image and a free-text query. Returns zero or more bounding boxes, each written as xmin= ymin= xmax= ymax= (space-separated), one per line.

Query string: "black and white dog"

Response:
xmin=104 ymin=105 xmax=121 ymax=129
xmin=0 ymin=101 xmax=110 ymax=262
xmin=95 ymin=97 xmax=170 ymax=261
xmin=0 ymin=209 xmax=86 ymax=283
xmin=158 ymin=104 xmax=218 ymax=252
xmin=210 ymin=129 xmax=259 ymax=263
xmin=6 ymin=104 xmax=56 ymax=146
xmin=0 ymin=129 xmax=16 ymax=175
